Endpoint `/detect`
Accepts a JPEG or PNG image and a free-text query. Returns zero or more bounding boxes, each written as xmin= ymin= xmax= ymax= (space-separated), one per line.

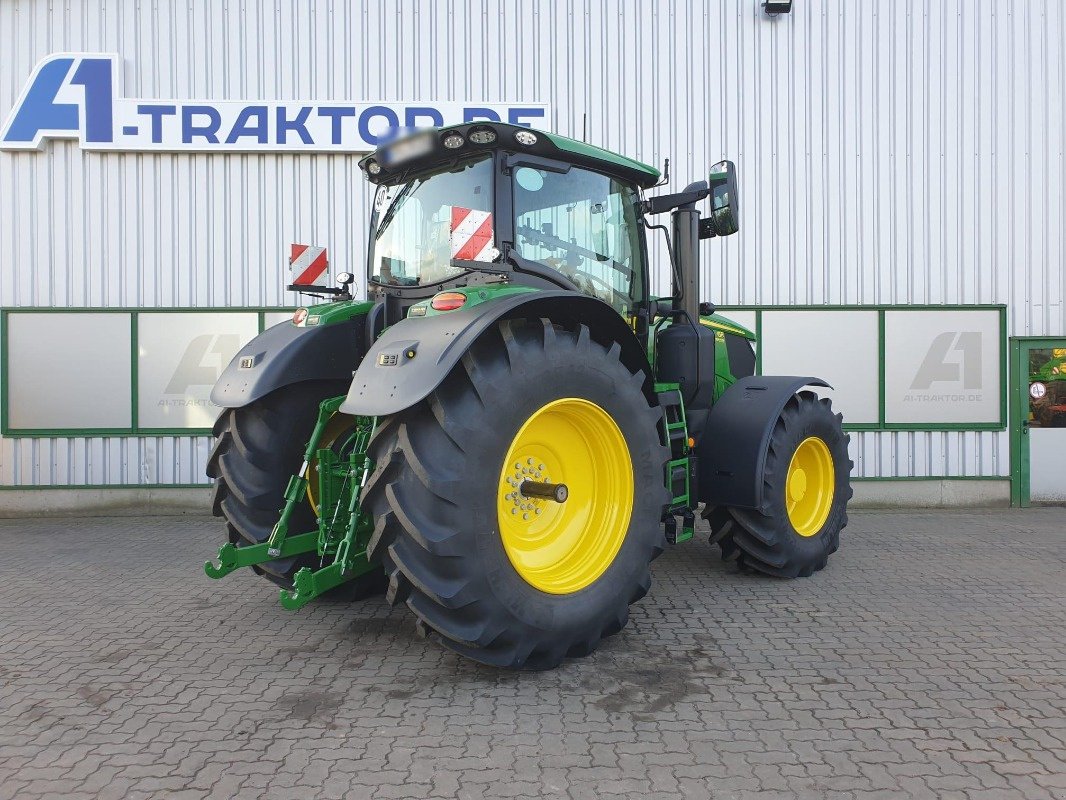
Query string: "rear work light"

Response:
xmin=430 ymin=292 xmax=467 ymax=311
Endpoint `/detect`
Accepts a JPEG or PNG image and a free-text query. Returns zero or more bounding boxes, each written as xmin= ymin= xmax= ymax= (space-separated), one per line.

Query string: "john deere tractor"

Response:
xmin=205 ymin=123 xmax=852 ymax=669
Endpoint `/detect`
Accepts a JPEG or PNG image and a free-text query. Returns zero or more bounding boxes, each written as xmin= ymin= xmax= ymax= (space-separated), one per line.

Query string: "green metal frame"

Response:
xmin=716 ymin=304 xmax=1008 ymax=432
xmin=1009 ymin=336 xmax=1066 ymax=507
xmin=204 ymin=395 xmax=377 ymax=609
xmin=0 ymin=306 xmax=293 ymax=438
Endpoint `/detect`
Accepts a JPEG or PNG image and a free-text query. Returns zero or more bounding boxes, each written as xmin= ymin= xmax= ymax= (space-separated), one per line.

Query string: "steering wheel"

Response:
xmin=574 ymin=269 xmax=617 ymax=296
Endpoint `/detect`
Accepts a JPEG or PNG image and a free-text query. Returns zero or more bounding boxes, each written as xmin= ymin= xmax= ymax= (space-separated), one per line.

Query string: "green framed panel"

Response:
xmin=759 ymin=309 xmax=880 ymax=425
xmin=2 ymin=303 xmax=1009 ymax=438
xmin=0 ymin=307 xmax=292 ymax=438
xmin=716 ymin=304 xmax=1008 ymax=432
xmin=2 ymin=311 xmax=134 ymax=433
xmin=882 ymin=308 xmax=1005 ymax=428
xmin=136 ymin=311 xmax=259 ymax=432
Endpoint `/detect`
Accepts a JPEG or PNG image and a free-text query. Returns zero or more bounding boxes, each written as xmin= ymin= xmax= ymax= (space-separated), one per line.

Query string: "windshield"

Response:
xmin=512 ymin=165 xmax=644 ymax=316
xmin=370 ymin=155 xmax=494 ymax=287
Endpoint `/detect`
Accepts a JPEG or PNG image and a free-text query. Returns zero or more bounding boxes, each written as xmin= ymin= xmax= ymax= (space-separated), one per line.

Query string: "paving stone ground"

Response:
xmin=1 ymin=509 xmax=1065 ymax=799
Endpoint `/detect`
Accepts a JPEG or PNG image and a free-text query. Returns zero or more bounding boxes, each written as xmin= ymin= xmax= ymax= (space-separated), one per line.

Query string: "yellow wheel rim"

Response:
xmin=306 ymin=413 xmax=357 ymax=516
xmin=497 ymin=398 xmax=633 ymax=594
xmin=785 ymin=436 xmax=835 ymax=537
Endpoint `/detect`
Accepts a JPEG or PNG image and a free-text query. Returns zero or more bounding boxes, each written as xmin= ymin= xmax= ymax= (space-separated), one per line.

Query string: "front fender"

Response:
xmin=211 ymin=316 xmax=366 ymax=408
xmin=340 ymin=291 xmax=650 ymax=417
xmin=696 ymin=376 xmax=831 ymax=510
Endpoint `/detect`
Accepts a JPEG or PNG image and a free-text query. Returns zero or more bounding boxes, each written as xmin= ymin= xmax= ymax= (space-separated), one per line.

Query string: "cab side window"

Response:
xmin=512 ymin=165 xmax=644 ymax=316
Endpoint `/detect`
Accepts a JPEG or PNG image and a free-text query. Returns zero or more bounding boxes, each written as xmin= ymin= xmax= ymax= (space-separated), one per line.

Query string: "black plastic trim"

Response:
xmin=210 ymin=317 xmax=365 ymax=408
xmin=340 ymin=291 xmax=652 ymax=417
xmin=696 ymin=375 xmax=831 ymax=510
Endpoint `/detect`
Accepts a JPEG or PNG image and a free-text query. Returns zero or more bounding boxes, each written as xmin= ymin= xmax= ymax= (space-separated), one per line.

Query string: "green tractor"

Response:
xmin=205 ymin=123 xmax=852 ymax=669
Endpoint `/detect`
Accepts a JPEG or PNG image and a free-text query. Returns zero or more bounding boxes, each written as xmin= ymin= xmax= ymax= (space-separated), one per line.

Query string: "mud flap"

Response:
xmin=696 ymin=376 xmax=831 ymax=510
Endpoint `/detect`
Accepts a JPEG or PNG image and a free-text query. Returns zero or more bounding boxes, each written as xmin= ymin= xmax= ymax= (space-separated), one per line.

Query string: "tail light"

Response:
xmin=431 ymin=292 xmax=467 ymax=311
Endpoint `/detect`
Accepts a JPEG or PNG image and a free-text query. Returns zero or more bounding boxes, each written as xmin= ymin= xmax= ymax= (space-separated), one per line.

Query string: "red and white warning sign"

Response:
xmin=450 ymin=207 xmax=495 ymax=262
xmin=289 ymin=243 xmax=329 ymax=285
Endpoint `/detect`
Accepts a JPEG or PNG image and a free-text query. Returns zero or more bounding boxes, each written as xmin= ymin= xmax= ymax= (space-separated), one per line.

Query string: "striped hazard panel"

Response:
xmin=449 ymin=207 xmax=495 ymax=262
xmin=290 ymin=244 xmax=329 ymax=285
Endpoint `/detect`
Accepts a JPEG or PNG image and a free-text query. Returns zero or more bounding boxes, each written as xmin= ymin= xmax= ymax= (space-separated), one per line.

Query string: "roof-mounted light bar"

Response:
xmin=359 ymin=124 xmax=507 ymax=183
xmin=357 ymin=122 xmax=662 ymax=189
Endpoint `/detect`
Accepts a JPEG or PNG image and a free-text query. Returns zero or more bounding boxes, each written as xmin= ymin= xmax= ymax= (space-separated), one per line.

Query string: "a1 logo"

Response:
xmin=1 ymin=54 xmax=115 ymax=148
xmin=910 ymin=331 xmax=983 ymax=390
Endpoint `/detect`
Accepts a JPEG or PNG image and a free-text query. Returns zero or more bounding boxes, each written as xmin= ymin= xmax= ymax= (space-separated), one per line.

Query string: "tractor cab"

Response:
xmin=360 ymin=123 xmax=659 ymax=326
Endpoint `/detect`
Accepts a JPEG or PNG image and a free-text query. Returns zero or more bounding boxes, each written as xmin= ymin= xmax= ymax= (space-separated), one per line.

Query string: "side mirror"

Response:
xmin=706 ymin=160 xmax=739 ymax=236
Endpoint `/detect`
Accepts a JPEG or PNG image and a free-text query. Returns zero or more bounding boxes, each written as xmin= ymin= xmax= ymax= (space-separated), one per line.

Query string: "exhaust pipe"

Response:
xmin=670 ymin=180 xmax=708 ymax=322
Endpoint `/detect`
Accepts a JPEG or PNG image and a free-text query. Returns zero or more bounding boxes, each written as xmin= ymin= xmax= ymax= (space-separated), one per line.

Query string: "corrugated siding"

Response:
xmin=2 ymin=0 xmax=1063 ymax=484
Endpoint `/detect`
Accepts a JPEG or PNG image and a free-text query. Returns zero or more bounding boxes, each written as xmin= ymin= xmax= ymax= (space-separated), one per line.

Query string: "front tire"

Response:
xmin=361 ymin=319 xmax=669 ymax=669
xmin=705 ymin=391 xmax=852 ymax=577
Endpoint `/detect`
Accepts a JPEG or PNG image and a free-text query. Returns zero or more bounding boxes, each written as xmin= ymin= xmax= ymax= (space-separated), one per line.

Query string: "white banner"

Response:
xmin=138 ymin=313 xmax=259 ymax=429
xmin=6 ymin=313 xmax=132 ymax=430
xmin=1 ymin=53 xmax=550 ymax=153
xmin=761 ymin=310 xmax=881 ymax=424
xmin=884 ymin=309 xmax=1002 ymax=425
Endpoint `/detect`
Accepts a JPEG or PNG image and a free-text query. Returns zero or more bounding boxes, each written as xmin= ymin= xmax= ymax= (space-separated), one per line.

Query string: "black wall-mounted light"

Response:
xmin=764 ymin=0 xmax=793 ymax=14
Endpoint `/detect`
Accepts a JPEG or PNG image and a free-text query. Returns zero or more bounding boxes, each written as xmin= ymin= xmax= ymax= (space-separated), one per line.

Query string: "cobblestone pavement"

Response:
xmin=1 ymin=509 xmax=1065 ymax=800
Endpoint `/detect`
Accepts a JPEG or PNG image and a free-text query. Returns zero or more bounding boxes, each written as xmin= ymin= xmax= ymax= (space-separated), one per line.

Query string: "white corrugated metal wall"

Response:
xmin=1 ymin=0 xmax=1063 ymax=486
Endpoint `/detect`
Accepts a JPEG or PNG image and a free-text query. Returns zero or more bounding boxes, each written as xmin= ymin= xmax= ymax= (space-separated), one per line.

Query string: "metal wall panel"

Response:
xmin=3 ymin=0 xmax=1061 ymax=485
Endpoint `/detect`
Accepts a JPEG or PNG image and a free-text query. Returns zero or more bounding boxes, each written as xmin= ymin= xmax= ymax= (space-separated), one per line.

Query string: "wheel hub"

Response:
xmin=497 ymin=398 xmax=633 ymax=594
xmin=784 ymin=436 xmax=835 ymax=537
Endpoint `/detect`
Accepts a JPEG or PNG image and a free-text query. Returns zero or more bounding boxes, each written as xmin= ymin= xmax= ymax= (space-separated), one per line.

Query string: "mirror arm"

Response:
xmin=641 ymin=187 xmax=710 ymax=215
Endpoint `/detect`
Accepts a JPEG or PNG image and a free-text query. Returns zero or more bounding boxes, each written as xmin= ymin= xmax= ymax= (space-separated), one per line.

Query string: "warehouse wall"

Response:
xmin=1 ymin=0 xmax=1063 ymax=486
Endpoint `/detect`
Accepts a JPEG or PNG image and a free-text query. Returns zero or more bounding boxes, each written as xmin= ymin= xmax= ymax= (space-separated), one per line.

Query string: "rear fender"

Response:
xmin=211 ymin=316 xmax=367 ymax=408
xmin=340 ymin=291 xmax=651 ymax=417
xmin=696 ymin=376 xmax=831 ymax=510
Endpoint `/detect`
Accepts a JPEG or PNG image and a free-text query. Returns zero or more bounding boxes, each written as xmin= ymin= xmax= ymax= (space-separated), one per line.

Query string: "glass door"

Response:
xmin=1012 ymin=339 xmax=1066 ymax=505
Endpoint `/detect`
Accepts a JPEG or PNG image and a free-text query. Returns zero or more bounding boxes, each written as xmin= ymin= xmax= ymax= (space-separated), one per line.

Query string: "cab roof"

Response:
xmin=359 ymin=122 xmax=661 ymax=189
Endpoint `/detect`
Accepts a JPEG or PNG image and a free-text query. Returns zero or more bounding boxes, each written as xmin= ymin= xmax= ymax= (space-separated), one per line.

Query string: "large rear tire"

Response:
xmin=361 ymin=319 xmax=669 ymax=669
xmin=207 ymin=380 xmax=387 ymax=599
xmin=704 ymin=391 xmax=851 ymax=577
